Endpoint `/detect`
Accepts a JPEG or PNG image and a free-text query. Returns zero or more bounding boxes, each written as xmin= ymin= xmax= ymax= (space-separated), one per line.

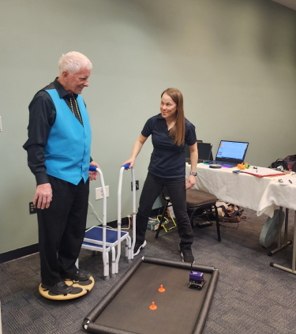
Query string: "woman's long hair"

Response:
xmin=161 ymin=88 xmax=185 ymax=146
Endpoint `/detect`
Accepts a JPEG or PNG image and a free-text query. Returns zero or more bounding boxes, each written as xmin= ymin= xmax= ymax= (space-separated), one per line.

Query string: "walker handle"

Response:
xmin=89 ymin=166 xmax=98 ymax=171
xmin=122 ymin=163 xmax=131 ymax=170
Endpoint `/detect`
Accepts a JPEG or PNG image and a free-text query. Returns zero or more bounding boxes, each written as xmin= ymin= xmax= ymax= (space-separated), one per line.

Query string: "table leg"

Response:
xmin=270 ymin=210 xmax=296 ymax=275
xmin=268 ymin=208 xmax=292 ymax=256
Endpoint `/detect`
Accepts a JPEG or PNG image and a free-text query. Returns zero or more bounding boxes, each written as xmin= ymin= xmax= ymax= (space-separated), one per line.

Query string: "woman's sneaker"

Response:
xmin=133 ymin=240 xmax=147 ymax=256
xmin=180 ymin=248 xmax=195 ymax=263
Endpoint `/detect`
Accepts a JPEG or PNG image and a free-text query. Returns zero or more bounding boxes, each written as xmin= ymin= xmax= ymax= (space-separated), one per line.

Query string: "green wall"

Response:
xmin=1 ymin=0 xmax=296 ymax=254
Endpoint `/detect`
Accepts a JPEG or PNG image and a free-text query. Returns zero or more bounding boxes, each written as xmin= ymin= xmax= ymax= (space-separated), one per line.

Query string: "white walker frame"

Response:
xmin=81 ymin=164 xmax=136 ymax=277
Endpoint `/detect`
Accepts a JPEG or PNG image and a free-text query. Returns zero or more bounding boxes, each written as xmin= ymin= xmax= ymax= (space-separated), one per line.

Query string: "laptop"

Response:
xmin=185 ymin=142 xmax=213 ymax=164
xmin=209 ymin=140 xmax=249 ymax=167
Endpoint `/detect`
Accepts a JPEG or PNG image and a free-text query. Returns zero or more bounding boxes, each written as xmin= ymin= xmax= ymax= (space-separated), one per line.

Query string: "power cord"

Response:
xmin=88 ymin=201 xmax=103 ymax=225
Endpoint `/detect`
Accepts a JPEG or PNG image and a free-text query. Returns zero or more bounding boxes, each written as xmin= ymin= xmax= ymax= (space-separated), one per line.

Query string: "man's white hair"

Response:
xmin=58 ymin=51 xmax=92 ymax=75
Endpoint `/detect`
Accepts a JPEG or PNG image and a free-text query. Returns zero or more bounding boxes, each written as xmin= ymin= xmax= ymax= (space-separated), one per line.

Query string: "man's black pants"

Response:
xmin=37 ymin=175 xmax=89 ymax=286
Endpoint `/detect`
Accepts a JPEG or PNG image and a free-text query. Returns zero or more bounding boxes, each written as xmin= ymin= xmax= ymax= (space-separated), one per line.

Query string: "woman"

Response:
xmin=123 ymin=88 xmax=198 ymax=263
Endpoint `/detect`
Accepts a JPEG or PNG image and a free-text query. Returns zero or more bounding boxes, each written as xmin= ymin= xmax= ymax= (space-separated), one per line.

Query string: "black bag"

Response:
xmin=284 ymin=155 xmax=296 ymax=171
xmin=269 ymin=159 xmax=288 ymax=171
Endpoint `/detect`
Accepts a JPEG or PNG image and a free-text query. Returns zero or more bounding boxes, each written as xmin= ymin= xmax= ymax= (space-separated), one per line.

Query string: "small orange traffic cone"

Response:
xmin=149 ymin=301 xmax=157 ymax=310
xmin=158 ymin=284 xmax=165 ymax=292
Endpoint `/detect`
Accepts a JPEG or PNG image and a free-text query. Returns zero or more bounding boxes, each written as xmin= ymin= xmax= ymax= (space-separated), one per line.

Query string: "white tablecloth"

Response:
xmin=186 ymin=163 xmax=296 ymax=218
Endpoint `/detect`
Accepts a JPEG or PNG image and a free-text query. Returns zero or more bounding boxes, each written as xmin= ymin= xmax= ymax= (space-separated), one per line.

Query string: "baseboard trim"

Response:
xmin=0 ymin=243 xmax=39 ymax=264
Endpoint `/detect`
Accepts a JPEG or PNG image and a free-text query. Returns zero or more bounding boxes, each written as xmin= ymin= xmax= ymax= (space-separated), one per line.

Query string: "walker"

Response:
xmin=82 ymin=164 xmax=136 ymax=277
xmin=79 ymin=167 xmax=110 ymax=278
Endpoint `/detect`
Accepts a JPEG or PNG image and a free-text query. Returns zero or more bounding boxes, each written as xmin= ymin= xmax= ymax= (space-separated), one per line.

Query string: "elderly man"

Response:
xmin=23 ymin=52 xmax=99 ymax=295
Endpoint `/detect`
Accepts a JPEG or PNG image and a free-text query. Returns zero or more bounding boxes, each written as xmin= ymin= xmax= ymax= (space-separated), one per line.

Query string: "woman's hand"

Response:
xmin=122 ymin=158 xmax=135 ymax=169
xmin=186 ymin=174 xmax=196 ymax=189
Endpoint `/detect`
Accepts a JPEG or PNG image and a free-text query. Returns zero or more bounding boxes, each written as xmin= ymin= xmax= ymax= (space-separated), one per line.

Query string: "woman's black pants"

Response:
xmin=136 ymin=172 xmax=193 ymax=251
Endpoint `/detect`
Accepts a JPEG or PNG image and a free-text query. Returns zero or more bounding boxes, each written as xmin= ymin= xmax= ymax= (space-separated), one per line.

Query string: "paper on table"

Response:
xmin=241 ymin=167 xmax=285 ymax=178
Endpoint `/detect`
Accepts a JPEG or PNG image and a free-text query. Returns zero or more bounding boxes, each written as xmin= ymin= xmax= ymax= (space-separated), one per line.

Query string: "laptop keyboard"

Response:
xmin=211 ymin=161 xmax=237 ymax=167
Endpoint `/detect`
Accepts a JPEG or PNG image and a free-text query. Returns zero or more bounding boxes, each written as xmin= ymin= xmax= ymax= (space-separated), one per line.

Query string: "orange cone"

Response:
xmin=158 ymin=284 xmax=165 ymax=292
xmin=149 ymin=301 xmax=157 ymax=310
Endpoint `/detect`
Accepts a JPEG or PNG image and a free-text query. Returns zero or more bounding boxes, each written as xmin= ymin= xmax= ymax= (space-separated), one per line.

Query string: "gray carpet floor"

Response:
xmin=1 ymin=208 xmax=296 ymax=334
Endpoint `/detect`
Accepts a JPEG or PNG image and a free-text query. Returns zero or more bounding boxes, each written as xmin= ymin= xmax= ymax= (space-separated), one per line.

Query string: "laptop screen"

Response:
xmin=185 ymin=142 xmax=213 ymax=163
xmin=216 ymin=140 xmax=249 ymax=163
xmin=198 ymin=143 xmax=213 ymax=162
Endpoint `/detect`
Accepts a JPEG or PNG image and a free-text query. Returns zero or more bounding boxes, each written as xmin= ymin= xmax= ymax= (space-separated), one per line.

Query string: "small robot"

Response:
xmin=189 ymin=271 xmax=205 ymax=290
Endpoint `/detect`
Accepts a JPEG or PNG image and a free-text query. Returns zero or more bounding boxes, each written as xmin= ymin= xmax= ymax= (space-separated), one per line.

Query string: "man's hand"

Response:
xmin=33 ymin=183 xmax=52 ymax=209
xmin=89 ymin=161 xmax=100 ymax=181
